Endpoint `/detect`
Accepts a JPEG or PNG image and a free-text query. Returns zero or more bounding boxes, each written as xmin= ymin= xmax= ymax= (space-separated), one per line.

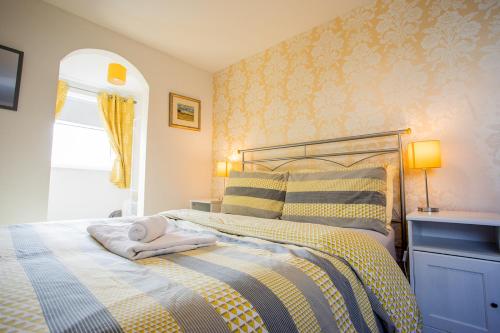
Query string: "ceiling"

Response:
xmin=44 ymin=0 xmax=372 ymax=72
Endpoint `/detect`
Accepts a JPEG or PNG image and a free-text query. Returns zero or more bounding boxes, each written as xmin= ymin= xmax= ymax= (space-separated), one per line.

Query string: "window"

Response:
xmin=51 ymin=121 xmax=114 ymax=170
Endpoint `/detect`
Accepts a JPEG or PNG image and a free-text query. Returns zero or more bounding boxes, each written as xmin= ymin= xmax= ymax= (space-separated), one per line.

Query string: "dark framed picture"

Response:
xmin=169 ymin=92 xmax=201 ymax=131
xmin=0 ymin=44 xmax=24 ymax=111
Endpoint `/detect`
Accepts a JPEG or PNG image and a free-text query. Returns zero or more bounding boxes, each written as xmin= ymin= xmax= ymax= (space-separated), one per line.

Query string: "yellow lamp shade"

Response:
xmin=216 ymin=161 xmax=232 ymax=177
xmin=107 ymin=63 xmax=127 ymax=85
xmin=408 ymin=140 xmax=441 ymax=169
xmin=229 ymin=152 xmax=240 ymax=162
xmin=228 ymin=152 xmax=242 ymax=171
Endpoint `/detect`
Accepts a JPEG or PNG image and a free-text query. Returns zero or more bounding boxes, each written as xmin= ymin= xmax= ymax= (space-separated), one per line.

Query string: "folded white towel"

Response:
xmin=128 ymin=215 xmax=175 ymax=242
xmin=87 ymin=223 xmax=217 ymax=260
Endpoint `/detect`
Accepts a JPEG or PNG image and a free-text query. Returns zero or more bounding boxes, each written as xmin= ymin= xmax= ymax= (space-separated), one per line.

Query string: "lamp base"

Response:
xmin=418 ymin=207 xmax=439 ymax=213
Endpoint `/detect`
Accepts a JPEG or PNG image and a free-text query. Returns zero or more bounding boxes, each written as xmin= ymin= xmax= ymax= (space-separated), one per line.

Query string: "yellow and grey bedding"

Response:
xmin=0 ymin=210 xmax=420 ymax=332
xmin=282 ymin=166 xmax=391 ymax=235
xmin=221 ymin=170 xmax=289 ymax=219
xmin=221 ymin=166 xmax=393 ymax=235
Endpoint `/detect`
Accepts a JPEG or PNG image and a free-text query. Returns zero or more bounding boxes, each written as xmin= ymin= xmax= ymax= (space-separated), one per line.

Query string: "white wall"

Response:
xmin=47 ymin=168 xmax=130 ymax=220
xmin=0 ymin=0 xmax=213 ymax=225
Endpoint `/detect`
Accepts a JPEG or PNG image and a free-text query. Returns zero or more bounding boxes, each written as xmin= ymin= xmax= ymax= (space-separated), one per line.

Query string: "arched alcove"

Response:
xmin=48 ymin=49 xmax=149 ymax=219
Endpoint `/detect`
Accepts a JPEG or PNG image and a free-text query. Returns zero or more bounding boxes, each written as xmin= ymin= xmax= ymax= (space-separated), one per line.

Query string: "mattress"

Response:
xmin=354 ymin=227 xmax=396 ymax=258
xmin=0 ymin=209 xmax=420 ymax=333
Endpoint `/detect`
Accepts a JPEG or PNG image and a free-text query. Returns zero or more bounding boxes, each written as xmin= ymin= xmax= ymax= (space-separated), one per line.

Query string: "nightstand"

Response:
xmin=407 ymin=211 xmax=500 ymax=333
xmin=190 ymin=199 xmax=222 ymax=213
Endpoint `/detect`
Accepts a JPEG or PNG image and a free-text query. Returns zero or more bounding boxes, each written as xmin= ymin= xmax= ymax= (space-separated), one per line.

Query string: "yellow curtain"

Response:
xmin=97 ymin=93 xmax=135 ymax=189
xmin=54 ymin=80 xmax=69 ymax=118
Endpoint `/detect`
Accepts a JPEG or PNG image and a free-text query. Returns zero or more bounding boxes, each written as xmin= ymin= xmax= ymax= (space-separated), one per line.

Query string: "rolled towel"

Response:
xmin=128 ymin=215 xmax=174 ymax=242
xmin=88 ymin=223 xmax=217 ymax=260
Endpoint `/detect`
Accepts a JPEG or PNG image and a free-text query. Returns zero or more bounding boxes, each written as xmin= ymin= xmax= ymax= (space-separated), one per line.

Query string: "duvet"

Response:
xmin=0 ymin=209 xmax=420 ymax=333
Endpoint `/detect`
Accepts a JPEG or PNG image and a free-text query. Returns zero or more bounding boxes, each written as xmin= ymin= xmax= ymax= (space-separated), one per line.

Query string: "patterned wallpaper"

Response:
xmin=212 ymin=0 xmax=500 ymax=214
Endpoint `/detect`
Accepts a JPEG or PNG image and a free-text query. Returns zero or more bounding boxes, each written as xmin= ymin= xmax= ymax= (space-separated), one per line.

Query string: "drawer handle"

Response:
xmin=491 ymin=303 xmax=498 ymax=309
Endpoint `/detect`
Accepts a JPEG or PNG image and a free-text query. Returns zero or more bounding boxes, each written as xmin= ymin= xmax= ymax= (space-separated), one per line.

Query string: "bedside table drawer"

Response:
xmin=192 ymin=201 xmax=210 ymax=212
xmin=414 ymin=251 xmax=500 ymax=333
xmin=190 ymin=200 xmax=222 ymax=213
xmin=423 ymin=326 xmax=447 ymax=333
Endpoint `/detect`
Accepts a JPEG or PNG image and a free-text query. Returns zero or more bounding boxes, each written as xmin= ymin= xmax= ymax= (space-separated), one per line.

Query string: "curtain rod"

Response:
xmin=67 ymin=84 xmax=137 ymax=104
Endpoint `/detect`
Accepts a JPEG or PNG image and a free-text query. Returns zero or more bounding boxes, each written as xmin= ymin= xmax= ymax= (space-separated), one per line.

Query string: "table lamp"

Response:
xmin=408 ymin=140 xmax=441 ymax=212
xmin=216 ymin=161 xmax=232 ymax=197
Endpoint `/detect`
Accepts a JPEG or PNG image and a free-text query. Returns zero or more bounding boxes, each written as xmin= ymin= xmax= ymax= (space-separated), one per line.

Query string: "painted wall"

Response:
xmin=212 ymin=0 xmax=500 ymax=214
xmin=0 ymin=0 xmax=213 ymax=224
xmin=47 ymin=168 xmax=130 ymax=220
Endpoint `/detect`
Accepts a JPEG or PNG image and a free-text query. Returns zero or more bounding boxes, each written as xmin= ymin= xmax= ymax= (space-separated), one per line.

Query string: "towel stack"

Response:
xmin=87 ymin=215 xmax=217 ymax=260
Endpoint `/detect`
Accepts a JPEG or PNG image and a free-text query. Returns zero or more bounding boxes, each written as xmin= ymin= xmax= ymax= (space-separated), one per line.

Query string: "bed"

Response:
xmin=353 ymin=227 xmax=396 ymax=259
xmin=0 ymin=210 xmax=418 ymax=333
xmin=0 ymin=129 xmax=421 ymax=333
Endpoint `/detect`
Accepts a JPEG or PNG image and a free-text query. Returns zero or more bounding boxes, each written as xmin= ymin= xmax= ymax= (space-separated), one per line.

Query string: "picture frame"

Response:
xmin=0 ymin=44 xmax=24 ymax=111
xmin=169 ymin=92 xmax=201 ymax=131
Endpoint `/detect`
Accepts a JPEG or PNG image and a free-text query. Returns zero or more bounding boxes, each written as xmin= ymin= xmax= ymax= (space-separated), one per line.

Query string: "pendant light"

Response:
xmin=107 ymin=63 xmax=126 ymax=85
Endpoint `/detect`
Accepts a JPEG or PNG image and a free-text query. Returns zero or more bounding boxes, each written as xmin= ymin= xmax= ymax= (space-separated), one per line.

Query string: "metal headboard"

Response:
xmin=238 ymin=128 xmax=411 ymax=249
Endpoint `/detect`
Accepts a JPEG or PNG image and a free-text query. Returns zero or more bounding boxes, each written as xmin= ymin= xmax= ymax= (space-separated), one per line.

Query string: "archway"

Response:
xmin=48 ymin=49 xmax=149 ymax=219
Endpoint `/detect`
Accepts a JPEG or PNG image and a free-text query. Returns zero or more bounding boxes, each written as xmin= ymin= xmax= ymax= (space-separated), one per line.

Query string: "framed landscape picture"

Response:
xmin=0 ymin=44 xmax=24 ymax=111
xmin=169 ymin=92 xmax=201 ymax=131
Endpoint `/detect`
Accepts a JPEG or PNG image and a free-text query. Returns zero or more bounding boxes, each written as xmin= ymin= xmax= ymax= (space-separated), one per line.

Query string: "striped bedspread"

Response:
xmin=0 ymin=209 xmax=421 ymax=333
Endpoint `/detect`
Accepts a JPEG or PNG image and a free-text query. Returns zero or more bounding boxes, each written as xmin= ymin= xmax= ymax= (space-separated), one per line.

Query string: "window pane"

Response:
xmin=51 ymin=122 xmax=114 ymax=170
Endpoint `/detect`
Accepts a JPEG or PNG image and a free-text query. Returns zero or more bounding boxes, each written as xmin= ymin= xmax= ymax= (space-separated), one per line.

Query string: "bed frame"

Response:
xmin=238 ymin=128 xmax=411 ymax=250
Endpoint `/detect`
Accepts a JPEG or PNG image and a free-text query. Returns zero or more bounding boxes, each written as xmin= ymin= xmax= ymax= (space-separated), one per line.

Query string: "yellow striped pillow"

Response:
xmin=282 ymin=166 xmax=390 ymax=234
xmin=222 ymin=171 xmax=288 ymax=219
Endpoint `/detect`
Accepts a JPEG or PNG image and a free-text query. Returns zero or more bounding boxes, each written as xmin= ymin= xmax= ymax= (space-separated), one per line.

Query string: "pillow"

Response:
xmin=282 ymin=166 xmax=391 ymax=234
xmin=222 ymin=170 xmax=288 ymax=219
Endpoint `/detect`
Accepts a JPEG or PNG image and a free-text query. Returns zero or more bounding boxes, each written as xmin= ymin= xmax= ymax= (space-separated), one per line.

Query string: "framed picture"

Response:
xmin=0 ymin=44 xmax=24 ymax=111
xmin=169 ymin=92 xmax=201 ymax=131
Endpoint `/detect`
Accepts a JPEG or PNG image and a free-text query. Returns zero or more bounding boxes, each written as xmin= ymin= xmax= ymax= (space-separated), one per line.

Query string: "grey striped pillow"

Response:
xmin=282 ymin=167 xmax=389 ymax=234
xmin=221 ymin=171 xmax=288 ymax=219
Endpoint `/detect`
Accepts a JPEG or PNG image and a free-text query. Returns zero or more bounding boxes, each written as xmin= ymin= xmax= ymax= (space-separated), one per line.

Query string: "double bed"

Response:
xmin=1 ymin=210 xmax=418 ymax=333
xmin=0 ymin=129 xmax=421 ymax=333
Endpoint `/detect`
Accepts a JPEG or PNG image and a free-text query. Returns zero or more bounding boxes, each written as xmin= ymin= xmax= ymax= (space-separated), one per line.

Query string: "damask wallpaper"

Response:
xmin=212 ymin=0 xmax=500 ymax=213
